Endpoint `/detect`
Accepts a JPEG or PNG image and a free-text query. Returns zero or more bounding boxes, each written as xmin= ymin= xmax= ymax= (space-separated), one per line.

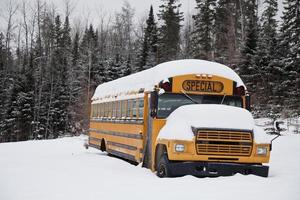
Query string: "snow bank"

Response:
xmin=92 ymin=59 xmax=245 ymax=103
xmin=158 ymin=104 xmax=271 ymax=143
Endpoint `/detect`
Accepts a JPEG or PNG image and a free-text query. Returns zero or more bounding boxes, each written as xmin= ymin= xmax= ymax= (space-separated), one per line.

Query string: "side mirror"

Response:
xmin=274 ymin=120 xmax=284 ymax=132
xmin=245 ymin=94 xmax=251 ymax=111
xmin=150 ymin=91 xmax=158 ymax=118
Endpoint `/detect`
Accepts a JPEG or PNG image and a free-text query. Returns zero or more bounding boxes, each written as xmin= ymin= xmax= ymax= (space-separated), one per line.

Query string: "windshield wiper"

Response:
xmin=180 ymin=90 xmax=200 ymax=104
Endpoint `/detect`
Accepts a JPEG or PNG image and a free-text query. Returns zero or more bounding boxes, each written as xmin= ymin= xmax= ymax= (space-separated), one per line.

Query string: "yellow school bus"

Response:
xmin=88 ymin=59 xmax=271 ymax=177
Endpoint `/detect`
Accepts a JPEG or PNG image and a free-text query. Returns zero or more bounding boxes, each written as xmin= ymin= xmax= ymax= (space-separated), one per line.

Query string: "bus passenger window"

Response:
xmin=91 ymin=104 xmax=94 ymax=117
xmin=138 ymin=98 xmax=144 ymax=119
xmin=126 ymin=100 xmax=132 ymax=119
xmin=112 ymin=102 xmax=116 ymax=119
xmin=132 ymin=99 xmax=137 ymax=119
xmin=105 ymin=103 xmax=108 ymax=118
xmin=94 ymin=104 xmax=97 ymax=118
xmin=117 ymin=101 xmax=122 ymax=119
xmin=122 ymin=101 xmax=127 ymax=119
xmin=108 ymin=102 xmax=112 ymax=118
xmin=95 ymin=104 xmax=98 ymax=118
xmin=100 ymin=103 xmax=104 ymax=118
xmin=98 ymin=104 xmax=101 ymax=117
xmin=103 ymin=103 xmax=106 ymax=117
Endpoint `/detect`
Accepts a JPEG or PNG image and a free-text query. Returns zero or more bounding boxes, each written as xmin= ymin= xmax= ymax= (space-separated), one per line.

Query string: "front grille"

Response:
xmin=196 ymin=129 xmax=253 ymax=156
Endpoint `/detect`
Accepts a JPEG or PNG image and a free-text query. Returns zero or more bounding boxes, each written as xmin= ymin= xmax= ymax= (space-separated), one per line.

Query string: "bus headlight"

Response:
xmin=175 ymin=144 xmax=185 ymax=152
xmin=256 ymin=146 xmax=267 ymax=155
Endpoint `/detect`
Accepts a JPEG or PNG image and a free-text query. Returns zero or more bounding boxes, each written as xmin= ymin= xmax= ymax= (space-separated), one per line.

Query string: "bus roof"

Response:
xmin=92 ymin=59 xmax=245 ymax=102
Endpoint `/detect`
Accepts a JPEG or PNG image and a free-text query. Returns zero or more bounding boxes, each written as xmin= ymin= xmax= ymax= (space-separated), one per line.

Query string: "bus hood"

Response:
xmin=157 ymin=104 xmax=270 ymax=143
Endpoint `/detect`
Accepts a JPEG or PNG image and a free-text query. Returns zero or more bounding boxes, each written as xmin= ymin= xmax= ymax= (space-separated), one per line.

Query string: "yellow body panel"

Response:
xmin=89 ymin=121 xmax=144 ymax=162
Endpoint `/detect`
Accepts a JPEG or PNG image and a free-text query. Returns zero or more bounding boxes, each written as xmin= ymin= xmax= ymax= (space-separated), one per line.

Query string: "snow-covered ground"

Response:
xmin=1 ymin=124 xmax=300 ymax=200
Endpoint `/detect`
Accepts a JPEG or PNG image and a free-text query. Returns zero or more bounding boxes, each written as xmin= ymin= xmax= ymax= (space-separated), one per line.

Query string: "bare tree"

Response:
xmin=1 ymin=0 xmax=18 ymax=72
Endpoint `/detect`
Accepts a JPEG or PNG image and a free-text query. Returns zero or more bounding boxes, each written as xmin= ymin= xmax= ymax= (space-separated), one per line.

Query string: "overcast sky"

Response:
xmin=0 ymin=0 xmax=198 ymax=31
xmin=0 ymin=0 xmax=284 ymax=31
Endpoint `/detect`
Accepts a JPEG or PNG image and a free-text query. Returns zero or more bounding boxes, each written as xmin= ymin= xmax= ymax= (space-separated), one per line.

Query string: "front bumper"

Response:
xmin=167 ymin=161 xmax=269 ymax=177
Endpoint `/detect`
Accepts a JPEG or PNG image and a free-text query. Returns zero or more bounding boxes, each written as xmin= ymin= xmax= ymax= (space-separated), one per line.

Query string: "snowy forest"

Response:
xmin=0 ymin=0 xmax=299 ymax=142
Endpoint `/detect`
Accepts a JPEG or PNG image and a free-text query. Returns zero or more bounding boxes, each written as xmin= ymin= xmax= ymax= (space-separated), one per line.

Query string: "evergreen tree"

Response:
xmin=238 ymin=0 xmax=261 ymax=113
xmin=138 ymin=5 xmax=158 ymax=71
xmin=123 ymin=55 xmax=132 ymax=76
xmin=277 ymin=0 xmax=300 ymax=115
xmin=256 ymin=0 xmax=280 ymax=113
xmin=68 ymin=31 xmax=85 ymax=134
xmin=191 ymin=0 xmax=216 ymax=60
xmin=79 ymin=25 xmax=105 ymax=129
xmin=157 ymin=0 xmax=184 ymax=63
xmin=51 ymin=15 xmax=65 ymax=137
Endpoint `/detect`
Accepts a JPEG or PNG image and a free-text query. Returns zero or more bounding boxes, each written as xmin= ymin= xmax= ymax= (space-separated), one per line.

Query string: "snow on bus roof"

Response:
xmin=92 ymin=59 xmax=245 ymax=102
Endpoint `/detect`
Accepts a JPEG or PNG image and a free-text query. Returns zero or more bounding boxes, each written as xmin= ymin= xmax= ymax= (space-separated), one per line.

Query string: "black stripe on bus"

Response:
xmin=89 ymin=143 xmax=100 ymax=149
xmin=89 ymin=137 xmax=102 ymax=143
xmin=107 ymin=149 xmax=136 ymax=162
xmin=89 ymin=128 xmax=143 ymax=139
xmin=90 ymin=118 xmax=143 ymax=125
xmin=107 ymin=141 xmax=138 ymax=151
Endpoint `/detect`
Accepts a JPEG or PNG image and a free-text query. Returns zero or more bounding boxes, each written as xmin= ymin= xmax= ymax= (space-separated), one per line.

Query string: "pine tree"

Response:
xmin=277 ymin=0 xmax=300 ymax=115
xmin=122 ymin=55 xmax=132 ymax=76
xmin=138 ymin=5 xmax=158 ymax=71
xmin=157 ymin=0 xmax=184 ymax=63
xmin=68 ymin=31 xmax=85 ymax=134
xmin=79 ymin=25 xmax=105 ymax=129
xmin=238 ymin=0 xmax=261 ymax=113
xmin=191 ymin=0 xmax=216 ymax=60
xmin=256 ymin=0 xmax=280 ymax=114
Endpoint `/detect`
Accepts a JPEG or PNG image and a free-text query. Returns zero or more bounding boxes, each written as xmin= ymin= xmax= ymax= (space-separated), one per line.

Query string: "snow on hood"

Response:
xmin=157 ymin=104 xmax=271 ymax=144
xmin=92 ymin=59 xmax=245 ymax=102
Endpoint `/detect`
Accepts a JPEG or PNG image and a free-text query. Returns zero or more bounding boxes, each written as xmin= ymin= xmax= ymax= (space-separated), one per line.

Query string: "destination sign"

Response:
xmin=182 ymin=80 xmax=224 ymax=93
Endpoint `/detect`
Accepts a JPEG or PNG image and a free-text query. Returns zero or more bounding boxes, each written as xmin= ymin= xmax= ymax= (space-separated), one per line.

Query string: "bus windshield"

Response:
xmin=157 ymin=93 xmax=243 ymax=118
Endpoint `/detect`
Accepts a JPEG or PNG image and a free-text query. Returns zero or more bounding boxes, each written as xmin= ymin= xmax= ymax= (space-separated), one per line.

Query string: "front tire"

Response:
xmin=156 ymin=154 xmax=171 ymax=178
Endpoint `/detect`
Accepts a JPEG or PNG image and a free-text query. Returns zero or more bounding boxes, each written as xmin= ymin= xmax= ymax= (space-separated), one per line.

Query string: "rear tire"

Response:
xmin=156 ymin=154 xmax=171 ymax=178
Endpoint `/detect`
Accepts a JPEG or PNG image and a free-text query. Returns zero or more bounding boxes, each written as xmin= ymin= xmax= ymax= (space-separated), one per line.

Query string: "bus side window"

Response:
xmin=132 ymin=99 xmax=137 ymax=119
xmin=122 ymin=100 xmax=126 ymax=119
xmin=100 ymin=103 xmax=103 ymax=118
xmin=109 ymin=102 xmax=113 ymax=119
xmin=138 ymin=98 xmax=144 ymax=119
xmin=104 ymin=103 xmax=108 ymax=118
xmin=102 ymin=103 xmax=106 ymax=118
xmin=117 ymin=101 xmax=122 ymax=119
xmin=91 ymin=104 xmax=94 ymax=118
xmin=99 ymin=103 xmax=102 ymax=118
xmin=126 ymin=100 xmax=132 ymax=119
xmin=112 ymin=102 xmax=116 ymax=119
xmin=95 ymin=104 xmax=98 ymax=118
xmin=107 ymin=102 xmax=110 ymax=118
xmin=94 ymin=104 xmax=97 ymax=118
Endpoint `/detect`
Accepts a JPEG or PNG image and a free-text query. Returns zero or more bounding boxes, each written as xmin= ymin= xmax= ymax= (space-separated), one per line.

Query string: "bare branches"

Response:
xmin=2 ymin=0 xmax=19 ymax=51
xmin=64 ymin=0 xmax=76 ymax=17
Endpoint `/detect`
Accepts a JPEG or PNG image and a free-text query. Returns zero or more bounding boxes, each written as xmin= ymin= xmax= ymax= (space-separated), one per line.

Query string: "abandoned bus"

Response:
xmin=88 ymin=59 xmax=271 ymax=177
